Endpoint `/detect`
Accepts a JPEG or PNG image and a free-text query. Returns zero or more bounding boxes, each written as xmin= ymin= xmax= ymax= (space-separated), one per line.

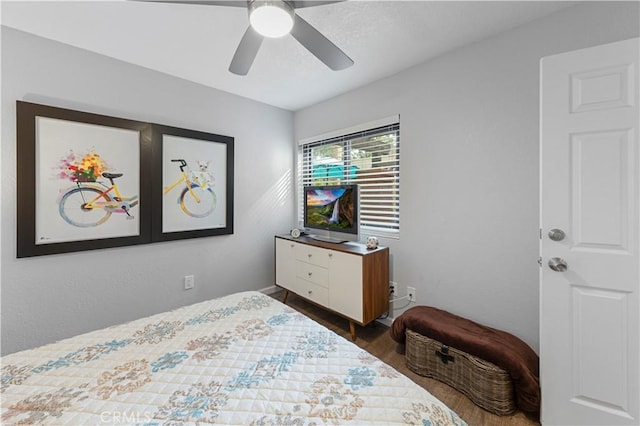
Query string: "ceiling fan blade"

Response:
xmin=290 ymin=14 xmax=353 ymax=71
xmin=291 ymin=1 xmax=344 ymax=9
xmin=129 ymin=0 xmax=247 ymax=6
xmin=229 ymin=26 xmax=264 ymax=75
xmin=131 ymin=0 xmax=344 ymax=8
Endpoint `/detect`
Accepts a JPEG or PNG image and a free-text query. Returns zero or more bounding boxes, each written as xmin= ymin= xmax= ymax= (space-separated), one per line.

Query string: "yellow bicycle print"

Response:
xmin=163 ymin=159 xmax=216 ymax=218
xmin=58 ymin=172 xmax=138 ymax=227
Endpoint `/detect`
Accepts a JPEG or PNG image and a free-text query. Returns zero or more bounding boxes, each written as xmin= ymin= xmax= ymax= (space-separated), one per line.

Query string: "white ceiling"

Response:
xmin=2 ymin=0 xmax=577 ymax=111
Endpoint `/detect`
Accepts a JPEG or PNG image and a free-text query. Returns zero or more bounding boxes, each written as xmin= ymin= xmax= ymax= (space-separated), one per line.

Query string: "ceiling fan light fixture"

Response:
xmin=249 ymin=0 xmax=294 ymax=38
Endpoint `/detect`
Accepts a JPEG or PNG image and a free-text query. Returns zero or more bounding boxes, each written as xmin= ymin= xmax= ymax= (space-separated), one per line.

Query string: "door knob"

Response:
xmin=548 ymin=257 xmax=568 ymax=272
xmin=548 ymin=228 xmax=566 ymax=241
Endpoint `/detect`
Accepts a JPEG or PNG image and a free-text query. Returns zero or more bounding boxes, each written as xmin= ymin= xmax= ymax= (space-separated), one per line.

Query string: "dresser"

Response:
xmin=275 ymin=235 xmax=389 ymax=341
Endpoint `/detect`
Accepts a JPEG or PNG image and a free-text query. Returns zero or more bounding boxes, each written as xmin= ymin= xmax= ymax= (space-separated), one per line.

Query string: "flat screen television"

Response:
xmin=303 ymin=184 xmax=359 ymax=243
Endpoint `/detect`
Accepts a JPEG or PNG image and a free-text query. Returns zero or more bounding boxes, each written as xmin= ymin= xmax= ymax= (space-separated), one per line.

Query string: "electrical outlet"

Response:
xmin=389 ymin=281 xmax=397 ymax=295
xmin=184 ymin=275 xmax=195 ymax=290
xmin=408 ymin=286 xmax=416 ymax=302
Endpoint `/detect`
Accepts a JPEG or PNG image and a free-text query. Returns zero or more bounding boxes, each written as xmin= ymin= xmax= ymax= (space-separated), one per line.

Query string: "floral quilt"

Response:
xmin=1 ymin=291 xmax=467 ymax=425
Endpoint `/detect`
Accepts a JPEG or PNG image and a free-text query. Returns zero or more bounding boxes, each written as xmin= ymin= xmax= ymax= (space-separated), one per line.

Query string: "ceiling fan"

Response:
xmin=133 ymin=0 xmax=354 ymax=75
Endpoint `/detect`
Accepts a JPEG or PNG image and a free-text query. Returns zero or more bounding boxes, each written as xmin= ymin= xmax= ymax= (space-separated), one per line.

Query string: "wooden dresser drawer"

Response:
xmin=295 ymin=260 xmax=329 ymax=287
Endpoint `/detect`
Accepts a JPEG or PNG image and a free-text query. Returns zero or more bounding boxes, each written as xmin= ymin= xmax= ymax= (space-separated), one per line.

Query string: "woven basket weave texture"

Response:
xmin=406 ymin=328 xmax=516 ymax=416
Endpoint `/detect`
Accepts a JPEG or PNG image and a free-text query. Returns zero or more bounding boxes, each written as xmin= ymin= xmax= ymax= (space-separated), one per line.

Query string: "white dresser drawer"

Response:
xmin=295 ymin=245 xmax=329 ymax=268
xmin=295 ymin=260 xmax=329 ymax=287
xmin=295 ymin=281 xmax=329 ymax=306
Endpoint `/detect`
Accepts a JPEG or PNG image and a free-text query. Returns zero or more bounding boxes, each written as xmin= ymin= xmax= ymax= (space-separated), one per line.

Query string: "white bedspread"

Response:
xmin=1 ymin=291 xmax=467 ymax=425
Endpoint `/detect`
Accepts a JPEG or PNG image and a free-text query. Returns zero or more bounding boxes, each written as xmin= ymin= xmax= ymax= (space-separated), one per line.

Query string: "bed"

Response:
xmin=1 ymin=291 xmax=467 ymax=425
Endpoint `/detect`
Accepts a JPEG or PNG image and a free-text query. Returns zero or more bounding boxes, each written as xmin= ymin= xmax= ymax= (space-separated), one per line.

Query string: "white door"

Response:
xmin=540 ymin=37 xmax=639 ymax=425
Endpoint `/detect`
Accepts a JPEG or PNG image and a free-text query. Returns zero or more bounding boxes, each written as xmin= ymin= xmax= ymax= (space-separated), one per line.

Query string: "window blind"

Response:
xmin=297 ymin=121 xmax=400 ymax=237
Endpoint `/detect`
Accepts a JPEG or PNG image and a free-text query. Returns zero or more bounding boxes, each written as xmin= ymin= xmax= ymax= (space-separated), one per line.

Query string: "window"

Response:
xmin=297 ymin=117 xmax=400 ymax=237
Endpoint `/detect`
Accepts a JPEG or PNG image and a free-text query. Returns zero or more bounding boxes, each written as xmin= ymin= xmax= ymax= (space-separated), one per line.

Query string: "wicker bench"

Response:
xmin=390 ymin=306 xmax=540 ymax=415
xmin=405 ymin=329 xmax=516 ymax=415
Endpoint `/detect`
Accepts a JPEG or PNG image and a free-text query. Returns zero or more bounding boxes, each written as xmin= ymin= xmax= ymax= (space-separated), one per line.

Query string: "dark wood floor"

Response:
xmin=270 ymin=290 xmax=540 ymax=426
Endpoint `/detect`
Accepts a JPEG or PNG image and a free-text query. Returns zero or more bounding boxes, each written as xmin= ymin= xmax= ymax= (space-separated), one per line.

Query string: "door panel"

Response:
xmin=328 ymin=250 xmax=363 ymax=321
xmin=572 ymin=286 xmax=629 ymax=415
xmin=571 ymin=129 xmax=632 ymax=250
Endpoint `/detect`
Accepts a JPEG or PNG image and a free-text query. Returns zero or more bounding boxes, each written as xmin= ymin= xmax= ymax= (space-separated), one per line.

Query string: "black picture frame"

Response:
xmin=151 ymin=124 xmax=234 ymax=242
xmin=16 ymin=101 xmax=152 ymax=258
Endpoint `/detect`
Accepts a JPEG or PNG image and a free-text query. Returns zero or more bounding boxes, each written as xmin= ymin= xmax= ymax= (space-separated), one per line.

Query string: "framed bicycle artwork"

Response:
xmin=16 ymin=101 xmax=153 ymax=258
xmin=151 ymin=124 xmax=234 ymax=242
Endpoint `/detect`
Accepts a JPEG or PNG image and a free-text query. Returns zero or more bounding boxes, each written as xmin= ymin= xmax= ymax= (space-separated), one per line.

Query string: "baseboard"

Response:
xmin=258 ymin=285 xmax=279 ymax=295
xmin=376 ymin=316 xmax=395 ymax=328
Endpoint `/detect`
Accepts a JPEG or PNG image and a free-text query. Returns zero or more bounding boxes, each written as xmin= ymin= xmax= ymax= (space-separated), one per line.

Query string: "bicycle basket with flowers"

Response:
xmin=58 ymin=149 xmax=110 ymax=182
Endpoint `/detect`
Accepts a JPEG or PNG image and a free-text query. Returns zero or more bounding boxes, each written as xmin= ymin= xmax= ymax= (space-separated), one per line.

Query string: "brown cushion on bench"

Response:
xmin=390 ymin=306 xmax=540 ymax=413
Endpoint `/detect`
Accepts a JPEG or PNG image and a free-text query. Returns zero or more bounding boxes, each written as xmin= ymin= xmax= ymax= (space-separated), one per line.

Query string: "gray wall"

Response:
xmin=294 ymin=1 xmax=639 ymax=352
xmin=1 ymin=27 xmax=295 ymax=355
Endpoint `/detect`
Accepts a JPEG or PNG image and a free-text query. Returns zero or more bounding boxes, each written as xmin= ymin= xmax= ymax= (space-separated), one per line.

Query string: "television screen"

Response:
xmin=303 ymin=185 xmax=359 ymax=235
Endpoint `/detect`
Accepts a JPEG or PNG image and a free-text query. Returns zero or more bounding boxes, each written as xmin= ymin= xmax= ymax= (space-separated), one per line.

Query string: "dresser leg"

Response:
xmin=282 ymin=289 xmax=289 ymax=304
xmin=349 ymin=321 xmax=356 ymax=341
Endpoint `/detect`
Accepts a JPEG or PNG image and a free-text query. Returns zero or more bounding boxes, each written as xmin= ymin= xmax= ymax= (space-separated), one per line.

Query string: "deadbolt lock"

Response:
xmin=548 ymin=228 xmax=566 ymax=242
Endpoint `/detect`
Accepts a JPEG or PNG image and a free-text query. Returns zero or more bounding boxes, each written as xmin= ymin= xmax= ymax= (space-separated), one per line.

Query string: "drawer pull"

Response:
xmin=307 ymin=254 xmax=312 ymax=258
xmin=328 ymin=253 xmax=332 ymax=258
xmin=307 ymin=272 xmax=313 ymax=277
xmin=308 ymin=290 xmax=313 ymax=295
